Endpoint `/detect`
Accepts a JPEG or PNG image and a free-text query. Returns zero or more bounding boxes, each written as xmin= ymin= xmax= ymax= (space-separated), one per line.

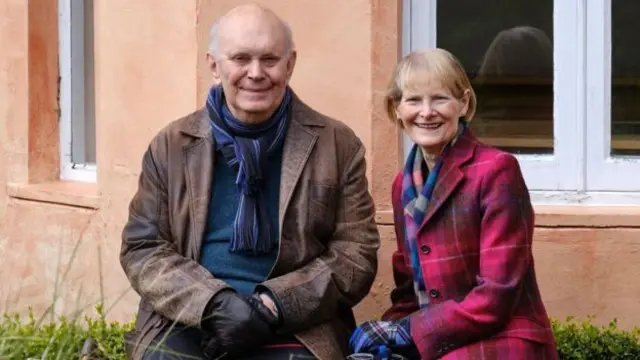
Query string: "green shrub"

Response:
xmin=1 ymin=311 xmax=639 ymax=359
xmin=551 ymin=316 xmax=640 ymax=359
xmin=0 ymin=304 xmax=134 ymax=360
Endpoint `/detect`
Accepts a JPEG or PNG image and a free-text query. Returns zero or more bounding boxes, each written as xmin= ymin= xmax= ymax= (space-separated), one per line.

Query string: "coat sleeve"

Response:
xmin=408 ymin=153 xmax=536 ymax=359
xmin=381 ymin=173 xmax=420 ymax=321
xmin=257 ymin=141 xmax=380 ymax=333
xmin=119 ymin=138 xmax=230 ymax=327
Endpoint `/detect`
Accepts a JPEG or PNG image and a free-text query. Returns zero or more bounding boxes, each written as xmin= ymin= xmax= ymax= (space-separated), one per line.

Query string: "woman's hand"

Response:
xmin=349 ymin=318 xmax=415 ymax=354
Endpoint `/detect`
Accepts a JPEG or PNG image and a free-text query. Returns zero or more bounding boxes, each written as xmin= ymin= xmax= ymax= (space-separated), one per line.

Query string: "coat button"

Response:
xmin=420 ymin=245 xmax=431 ymax=254
xmin=429 ymin=289 xmax=440 ymax=298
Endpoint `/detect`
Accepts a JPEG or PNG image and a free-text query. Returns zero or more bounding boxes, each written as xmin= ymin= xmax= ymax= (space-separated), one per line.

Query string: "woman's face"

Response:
xmin=396 ymin=82 xmax=469 ymax=155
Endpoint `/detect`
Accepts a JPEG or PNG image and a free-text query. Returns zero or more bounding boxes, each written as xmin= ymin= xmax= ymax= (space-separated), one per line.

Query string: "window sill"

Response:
xmin=375 ymin=205 xmax=640 ymax=228
xmin=6 ymin=181 xmax=100 ymax=209
xmin=534 ymin=205 xmax=640 ymax=228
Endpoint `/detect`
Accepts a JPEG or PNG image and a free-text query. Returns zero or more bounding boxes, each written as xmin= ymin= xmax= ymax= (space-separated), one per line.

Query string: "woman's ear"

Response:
xmin=394 ymin=107 xmax=405 ymax=128
xmin=460 ymin=89 xmax=471 ymax=117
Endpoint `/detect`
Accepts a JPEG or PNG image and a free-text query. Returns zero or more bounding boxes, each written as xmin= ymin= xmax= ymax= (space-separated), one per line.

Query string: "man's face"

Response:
xmin=207 ymin=13 xmax=296 ymax=124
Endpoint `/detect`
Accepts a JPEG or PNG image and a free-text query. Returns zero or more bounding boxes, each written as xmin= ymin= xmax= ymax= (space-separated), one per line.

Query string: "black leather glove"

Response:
xmin=246 ymin=293 xmax=281 ymax=326
xmin=202 ymin=290 xmax=278 ymax=356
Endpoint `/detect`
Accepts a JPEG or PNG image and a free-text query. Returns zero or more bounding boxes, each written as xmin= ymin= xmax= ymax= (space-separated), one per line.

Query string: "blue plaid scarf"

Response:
xmin=401 ymin=120 xmax=467 ymax=307
xmin=205 ymin=85 xmax=292 ymax=255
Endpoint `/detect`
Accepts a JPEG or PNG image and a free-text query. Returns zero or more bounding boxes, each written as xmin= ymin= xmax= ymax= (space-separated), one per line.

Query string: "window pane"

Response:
xmin=437 ymin=0 xmax=554 ymax=155
xmin=611 ymin=0 xmax=640 ymax=157
xmin=70 ymin=0 xmax=96 ymax=164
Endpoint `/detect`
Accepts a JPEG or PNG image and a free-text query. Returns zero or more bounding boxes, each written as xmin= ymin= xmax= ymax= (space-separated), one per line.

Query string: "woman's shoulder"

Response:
xmin=467 ymin=139 xmax=529 ymax=199
xmin=469 ymin=137 xmax=523 ymax=174
xmin=458 ymin=137 xmax=528 ymax=198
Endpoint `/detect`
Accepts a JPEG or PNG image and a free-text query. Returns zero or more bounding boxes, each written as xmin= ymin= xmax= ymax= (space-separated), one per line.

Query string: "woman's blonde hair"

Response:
xmin=384 ymin=48 xmax=477 ymax=124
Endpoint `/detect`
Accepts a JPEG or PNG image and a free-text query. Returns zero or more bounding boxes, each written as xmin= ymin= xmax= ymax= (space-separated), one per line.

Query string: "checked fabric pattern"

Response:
xmin=349 ymin=318 xmax=414 ymax=354
xmin=401 ymin=120 xmax=466 ymax=308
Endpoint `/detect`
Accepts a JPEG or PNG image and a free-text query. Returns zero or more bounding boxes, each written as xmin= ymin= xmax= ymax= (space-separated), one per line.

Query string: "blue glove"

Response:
xmin=349 ymin=318 xmax=414 ymax=354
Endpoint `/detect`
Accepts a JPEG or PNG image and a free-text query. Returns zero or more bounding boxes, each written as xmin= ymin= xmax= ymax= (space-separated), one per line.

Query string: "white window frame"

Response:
xmin=585 ymin=0 xmax=640 ymax=193
xmin=58 ymin=0 xmax=96 ymax=183
xmin=403 ymin=0 xmax=640 ymax=205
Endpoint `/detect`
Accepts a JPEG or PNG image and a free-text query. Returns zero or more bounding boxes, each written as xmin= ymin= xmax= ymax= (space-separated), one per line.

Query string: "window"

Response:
xmin=403 ymin=0 xmax=640 ymax=205
xmin=58 ymin=0 xmax=96 ymax=182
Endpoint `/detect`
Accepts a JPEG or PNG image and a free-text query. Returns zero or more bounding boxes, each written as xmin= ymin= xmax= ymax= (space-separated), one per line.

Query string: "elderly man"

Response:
xmin=120 ymin=3 xmax=380 ymax=360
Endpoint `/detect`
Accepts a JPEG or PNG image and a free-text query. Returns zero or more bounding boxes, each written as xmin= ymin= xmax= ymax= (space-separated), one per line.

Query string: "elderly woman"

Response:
xmin=349 ymin=48 xmax=559 ymax=359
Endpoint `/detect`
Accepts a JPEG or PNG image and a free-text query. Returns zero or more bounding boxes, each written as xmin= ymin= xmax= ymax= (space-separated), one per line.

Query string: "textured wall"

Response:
xmin=0 ymin=0 xmax=198 ymax=321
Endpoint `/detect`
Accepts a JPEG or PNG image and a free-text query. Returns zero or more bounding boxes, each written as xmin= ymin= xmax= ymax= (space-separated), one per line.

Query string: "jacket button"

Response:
xmin=420 ymin=245 xmax=431 ymax=254
xmin=429 ymin=289 xmax=440 ymax=298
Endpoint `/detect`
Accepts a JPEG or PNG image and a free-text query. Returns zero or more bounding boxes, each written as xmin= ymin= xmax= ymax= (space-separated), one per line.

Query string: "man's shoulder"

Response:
xmin=292 ymin=97 xmax=363 ymax=149
xmin=147 ymin=108 xmax=208 ymax=150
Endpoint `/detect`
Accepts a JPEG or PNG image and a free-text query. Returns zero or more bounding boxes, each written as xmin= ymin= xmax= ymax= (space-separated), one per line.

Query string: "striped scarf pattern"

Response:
xmin=206 ymin=85 xmax=292 ymax=255
xmin=401 ymin=120 xmax=466 ymax=307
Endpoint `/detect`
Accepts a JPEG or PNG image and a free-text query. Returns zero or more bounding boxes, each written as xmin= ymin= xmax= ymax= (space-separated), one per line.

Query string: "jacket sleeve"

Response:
xmin=408 ymin=154 xmax=536 ymax=359
xmin=257 ymin=142 xmax=380 ymax=333
xmin=381 ymin=173 xmax=420 ymax=321
xmin=119 ymin=140 xmax=230 ymax=327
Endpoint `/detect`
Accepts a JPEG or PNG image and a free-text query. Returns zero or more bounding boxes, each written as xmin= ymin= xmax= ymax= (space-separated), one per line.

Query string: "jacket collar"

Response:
xmin=418 ymin=127 xmax=478 ymax=229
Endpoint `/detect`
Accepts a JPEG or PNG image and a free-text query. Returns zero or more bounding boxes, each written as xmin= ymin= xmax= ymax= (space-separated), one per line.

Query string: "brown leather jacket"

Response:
xmin=120 ymin=95 xmax=380 ymax=360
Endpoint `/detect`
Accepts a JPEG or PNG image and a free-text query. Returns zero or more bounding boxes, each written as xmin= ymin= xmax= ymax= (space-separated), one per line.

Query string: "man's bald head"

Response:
xmin=208 ymin=4 xmax=294 ymax=58
xmin=205 ymin=3 xmax=297 ymax=124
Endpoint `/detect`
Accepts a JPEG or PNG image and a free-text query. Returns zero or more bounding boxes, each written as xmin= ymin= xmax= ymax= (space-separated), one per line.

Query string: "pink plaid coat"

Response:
xmin=382 ymin=131 xmax=559 ymax=359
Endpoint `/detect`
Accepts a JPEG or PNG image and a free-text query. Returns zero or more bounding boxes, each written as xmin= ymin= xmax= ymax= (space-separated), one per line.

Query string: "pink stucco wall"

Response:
xmin=0 ymin=0 xmax=199 ymax=320
xmin=0 ymin=0 xmax=638 ymax=329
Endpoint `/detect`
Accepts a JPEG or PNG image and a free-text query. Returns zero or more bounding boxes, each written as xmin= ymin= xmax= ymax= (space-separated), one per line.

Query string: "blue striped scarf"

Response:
xmin=205 ymin=85 xmax=292 ymax=255
xmin=401 ymin=120 xmax=466 ymax=307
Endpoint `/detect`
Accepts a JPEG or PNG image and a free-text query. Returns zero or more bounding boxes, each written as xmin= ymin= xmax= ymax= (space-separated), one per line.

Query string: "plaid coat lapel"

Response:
xmin=417 ymin=133 xmax=476 ymax=234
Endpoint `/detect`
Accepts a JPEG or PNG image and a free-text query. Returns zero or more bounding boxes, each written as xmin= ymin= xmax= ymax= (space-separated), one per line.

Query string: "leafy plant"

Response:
xmin=0 ymin=304 xmax=134 ymax=360
xmin=551 ymin=316 xmax=640 ymax=360
xmin=1 ymin=312 xmax=639 ymax=359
